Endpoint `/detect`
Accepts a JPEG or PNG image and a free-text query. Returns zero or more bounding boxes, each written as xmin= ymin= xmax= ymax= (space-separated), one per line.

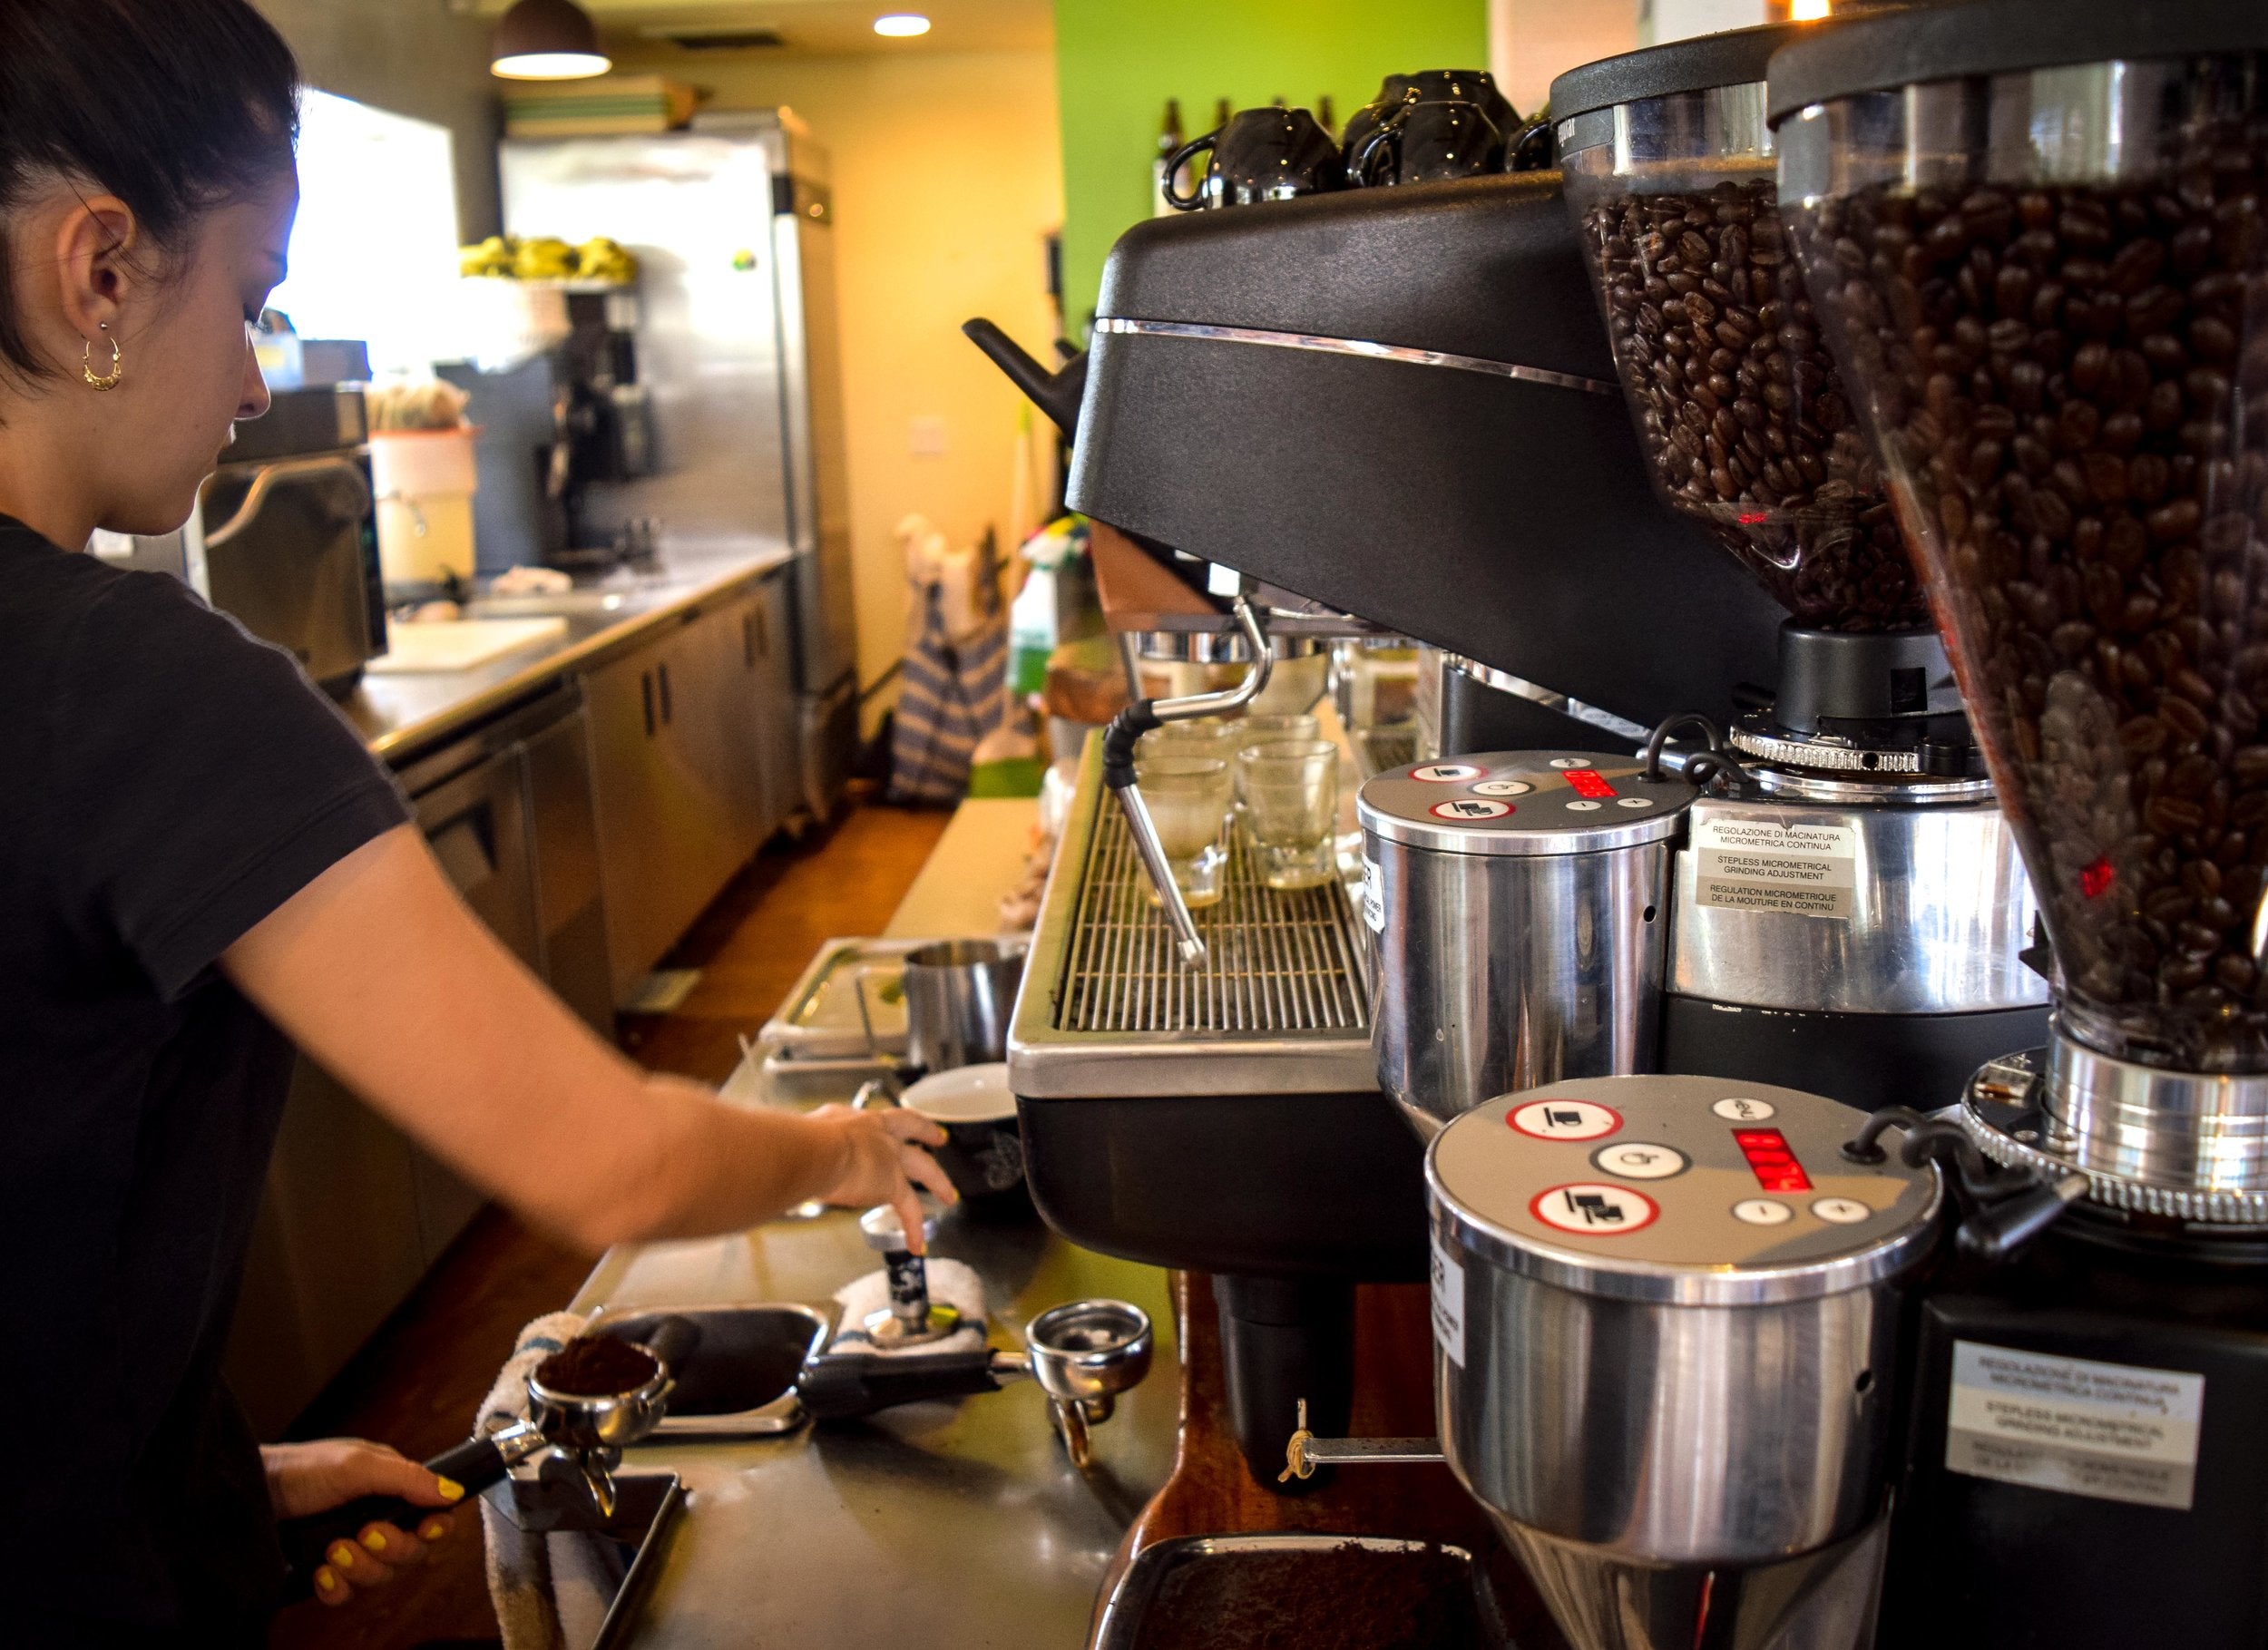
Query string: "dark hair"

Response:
xmin=0 ymin=0 xmax=299 ymax=383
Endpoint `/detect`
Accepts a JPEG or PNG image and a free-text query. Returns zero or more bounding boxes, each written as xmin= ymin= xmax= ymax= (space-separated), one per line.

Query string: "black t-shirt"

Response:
xmin=0 ymin=516 xmax=409 ymax=1634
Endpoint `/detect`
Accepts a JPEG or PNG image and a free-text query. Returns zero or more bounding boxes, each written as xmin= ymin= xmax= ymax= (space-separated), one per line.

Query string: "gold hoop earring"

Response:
xmin=83 ymin=330 xmax=123 ymax=392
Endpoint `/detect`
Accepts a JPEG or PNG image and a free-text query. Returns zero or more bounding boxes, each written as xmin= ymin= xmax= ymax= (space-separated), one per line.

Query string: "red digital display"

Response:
xmin=1566 ymin=769 xmax=1618 ymax=799
xmin=1732 ymin=1128 xmax=1813 ymax=1193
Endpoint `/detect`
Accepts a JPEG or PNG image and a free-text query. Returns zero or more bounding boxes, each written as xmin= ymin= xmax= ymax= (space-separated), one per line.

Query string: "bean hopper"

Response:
xmin=1552 ymin=24 xmax=2049 ymax=1116
xmin=1764 ymin=5 xmax=2268 ymax=1642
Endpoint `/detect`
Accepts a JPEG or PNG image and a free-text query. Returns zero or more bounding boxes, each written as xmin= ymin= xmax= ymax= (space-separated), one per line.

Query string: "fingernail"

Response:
xmin=422 ymin=1519 xmax=450 ymax=1541
xmin=435 ymin=1477 xmax=466 ymax=1502
xmin=362 ymin=1529 xmax=387 ymax=1553
xmin=314 ymin=1566 xmax=340 ymax=1598
xmin=328 ymin=1542 xmax=357 ymax=1569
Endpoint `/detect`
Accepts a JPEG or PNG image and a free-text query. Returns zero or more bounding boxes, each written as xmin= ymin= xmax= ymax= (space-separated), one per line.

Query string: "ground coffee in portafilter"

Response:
xmin=1584 ymin=177 xmax=1928 ymax=631
xmin=1131 ymin=1540 xmax=1481 ymax=1650
xmin=1794 ymin=119 xmax=2268 ymax=1069
xmin=536 ymin=1334 xmax=661 ymax=1397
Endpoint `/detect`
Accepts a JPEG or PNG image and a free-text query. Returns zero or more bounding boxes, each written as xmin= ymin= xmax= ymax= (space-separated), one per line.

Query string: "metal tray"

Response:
xmin=757 ymin=937 xmax=926 ymax=1062
xmin=1092 ymin=1533 xmax=1515 ymax=1650
xmin=586 ymin=1303 xmax=832 ymax=1438
xmin=1008 ymin=739 xmax=1377 ymax=1099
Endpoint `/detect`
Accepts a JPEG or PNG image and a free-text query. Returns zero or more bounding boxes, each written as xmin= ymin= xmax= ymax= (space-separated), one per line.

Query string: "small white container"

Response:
xmin=370 ymin=426 xmax=480 ymax=589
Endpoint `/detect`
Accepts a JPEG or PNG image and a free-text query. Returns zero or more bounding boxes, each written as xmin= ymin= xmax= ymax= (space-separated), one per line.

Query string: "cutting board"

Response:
xmin=368 ymin=617 xmax=570 ymax=674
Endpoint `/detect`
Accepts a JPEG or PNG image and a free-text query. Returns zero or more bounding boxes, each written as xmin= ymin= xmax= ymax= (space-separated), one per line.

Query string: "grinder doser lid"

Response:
xmin=1555 ymin=23 xmax=1930 ymax=634
xmin=1768 ymin=1 xmax=2268 ymax=1070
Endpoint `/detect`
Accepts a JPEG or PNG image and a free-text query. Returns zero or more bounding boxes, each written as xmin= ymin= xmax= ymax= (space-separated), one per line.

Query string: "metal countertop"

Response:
xmin=341 ymin=535 xmax=796 ymax=766
xmin=569 ymin=1053 xmax=1178 ymax=1649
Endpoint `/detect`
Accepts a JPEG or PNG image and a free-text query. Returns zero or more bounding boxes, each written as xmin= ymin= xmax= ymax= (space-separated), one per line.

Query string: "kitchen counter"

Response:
xmin=340 ymin=535 xmax=795 ymax=766
xmin=558 ymin=794 xmax=1173 ymax=1646
xmin=572 ymin=1055 xmax=1177 ymax=1650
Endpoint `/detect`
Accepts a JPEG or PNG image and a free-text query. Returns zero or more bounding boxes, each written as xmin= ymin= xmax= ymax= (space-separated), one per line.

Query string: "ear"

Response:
xmin=51 ymin=192 xmax=142 ymax=341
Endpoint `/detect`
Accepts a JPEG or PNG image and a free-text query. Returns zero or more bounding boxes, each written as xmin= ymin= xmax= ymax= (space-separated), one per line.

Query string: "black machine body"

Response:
xmin=1062 ymin=171 xmax=1784 ymax=737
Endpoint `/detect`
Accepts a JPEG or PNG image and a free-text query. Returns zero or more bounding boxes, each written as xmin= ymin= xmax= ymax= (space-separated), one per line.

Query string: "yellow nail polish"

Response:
xmin=422 ymin=1519 xmax=449 ymax=1541
xmin=435 ymin=1476 xmax=465 ymax=1502
xmin=361 ymin=1529 xmax=387 ymax=1553
xmin=328 ymin=1542 xmax=357 ymax=1569
xmin=314 ymin=1566 xmax=339 ymax=1596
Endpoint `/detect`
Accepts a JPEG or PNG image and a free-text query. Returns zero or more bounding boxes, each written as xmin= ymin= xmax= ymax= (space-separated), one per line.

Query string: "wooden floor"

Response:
xmin=268 ymin=798 xmax=953 ymax=1649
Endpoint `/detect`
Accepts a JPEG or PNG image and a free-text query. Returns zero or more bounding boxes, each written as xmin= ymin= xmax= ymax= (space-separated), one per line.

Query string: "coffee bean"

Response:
xmin=1794 ymin=131 xmax=2268 ymax=1068
xmin=1585 ymin=180 xmax=1922 ymax=630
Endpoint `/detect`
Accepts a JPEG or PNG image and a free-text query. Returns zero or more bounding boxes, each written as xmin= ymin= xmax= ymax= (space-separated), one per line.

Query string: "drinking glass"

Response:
xmin=1139 ymin=717 xmax=1243 ymax=765
xmin=1237 ymin=738 xmax=1340 ymax=890
xmin=1236 ymin=713 xmax=1321 ymax=751
xmin=1134 ymin=754 xmax=1233 ymax=910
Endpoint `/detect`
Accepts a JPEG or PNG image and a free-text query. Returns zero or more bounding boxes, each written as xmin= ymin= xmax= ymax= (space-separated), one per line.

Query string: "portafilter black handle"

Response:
xmin=797 ymin=1347 xmax=1024 ymax=1421
xmin=275 ymin=1431 xmax=517 ymax=1596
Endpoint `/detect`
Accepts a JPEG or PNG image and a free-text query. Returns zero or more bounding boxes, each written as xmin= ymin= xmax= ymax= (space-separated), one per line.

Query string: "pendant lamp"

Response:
xmin=491 ymin=0 xmax=611 ymax=80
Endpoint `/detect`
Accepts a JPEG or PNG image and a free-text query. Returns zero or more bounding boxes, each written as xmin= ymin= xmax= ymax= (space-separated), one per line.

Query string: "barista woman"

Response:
xmin=0 ymin=2 xmax=953 ymax=1639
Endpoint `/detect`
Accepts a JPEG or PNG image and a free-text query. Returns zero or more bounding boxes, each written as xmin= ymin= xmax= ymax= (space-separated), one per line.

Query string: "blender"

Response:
xmin=1770 ymin=3 xmax=2268 ymax=1641
xmin=1552 ymin=25 xmax=2049 ymax=1114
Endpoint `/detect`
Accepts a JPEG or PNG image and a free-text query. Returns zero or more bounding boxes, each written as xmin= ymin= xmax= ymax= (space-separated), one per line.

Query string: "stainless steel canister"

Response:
xmin=1359 ymin=753 xmax=1694 ymax=1137
xmin=899 ymin=940 xmax=1026 ymax=1074
xmin=1428 ymin=1075 xmax=1940 ymax=1650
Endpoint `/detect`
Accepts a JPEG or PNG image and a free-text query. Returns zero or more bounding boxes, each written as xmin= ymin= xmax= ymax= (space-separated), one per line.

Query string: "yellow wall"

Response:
xmin=611 ymin=44 xmax=1066 ymax=718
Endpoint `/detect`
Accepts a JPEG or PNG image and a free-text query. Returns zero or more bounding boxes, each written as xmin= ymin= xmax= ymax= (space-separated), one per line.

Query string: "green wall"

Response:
xmin=1052 ymin=0 xmax=1489 ymax=333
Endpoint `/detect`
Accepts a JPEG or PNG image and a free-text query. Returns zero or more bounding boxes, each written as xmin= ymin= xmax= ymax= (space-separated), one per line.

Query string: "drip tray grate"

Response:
xmin=1054 ymin=800 xmax=1370 ymax=1036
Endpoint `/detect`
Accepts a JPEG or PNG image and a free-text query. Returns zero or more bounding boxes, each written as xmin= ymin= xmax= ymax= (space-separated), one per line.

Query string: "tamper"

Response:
xmin=858 ymin=1202 xmax=958 ymax=1345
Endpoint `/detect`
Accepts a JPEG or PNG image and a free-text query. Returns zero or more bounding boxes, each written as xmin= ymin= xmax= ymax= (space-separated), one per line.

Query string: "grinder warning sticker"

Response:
xmin=1946 ymin=1342 xmax=2204 ymax=1510
xmin=1694 ymin=815 xmax=1858 ymax=919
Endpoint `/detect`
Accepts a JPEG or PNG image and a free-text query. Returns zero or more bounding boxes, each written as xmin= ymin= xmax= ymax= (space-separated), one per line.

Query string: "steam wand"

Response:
xmin=1100 ymin=593 xmax=1275 ymax=969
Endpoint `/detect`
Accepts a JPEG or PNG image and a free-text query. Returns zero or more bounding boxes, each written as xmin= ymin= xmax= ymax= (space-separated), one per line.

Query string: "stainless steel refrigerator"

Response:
xmin=500 ymin=113 xmax=857 ymax=818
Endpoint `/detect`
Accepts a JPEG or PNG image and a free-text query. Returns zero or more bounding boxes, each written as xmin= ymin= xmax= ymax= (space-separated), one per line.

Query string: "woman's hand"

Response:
xmin=263 ymin=1439 xmax=464 ymax=1608
xmin=806 ymin=1104 xmax=957 ymax=1251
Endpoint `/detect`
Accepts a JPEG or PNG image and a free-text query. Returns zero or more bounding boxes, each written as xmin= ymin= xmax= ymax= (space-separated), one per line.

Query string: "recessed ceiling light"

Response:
xmin=874 ymin=14 xmax=932 ymax=37
xmin=492 ymin=0 xmax=611 ymax=79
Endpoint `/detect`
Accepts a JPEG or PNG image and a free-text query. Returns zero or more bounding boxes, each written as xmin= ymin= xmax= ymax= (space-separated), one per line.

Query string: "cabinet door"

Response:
xmin=670 ymin=598 xmax=769 ymax=873
xmin=742 ymin=575 xmax=799 ymax=834
xmin=586 ymin=632 xmax=709 ymax=1002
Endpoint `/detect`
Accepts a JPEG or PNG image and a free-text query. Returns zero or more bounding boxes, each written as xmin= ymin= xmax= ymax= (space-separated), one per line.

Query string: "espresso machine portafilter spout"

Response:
xmin=1098 ymin=591 xmax=1274 ymax=968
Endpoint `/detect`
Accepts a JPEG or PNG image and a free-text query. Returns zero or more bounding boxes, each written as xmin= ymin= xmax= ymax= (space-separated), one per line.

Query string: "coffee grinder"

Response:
xmin=1550 ymin=25 xmax=2049 ymax=1115
xmin=1764 ymin=5 xmax=2268 ymax=1642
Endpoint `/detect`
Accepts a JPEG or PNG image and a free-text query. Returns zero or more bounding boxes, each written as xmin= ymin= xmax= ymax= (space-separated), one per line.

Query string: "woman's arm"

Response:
xmin=223 ymin=824 xmax=953 ymax=1253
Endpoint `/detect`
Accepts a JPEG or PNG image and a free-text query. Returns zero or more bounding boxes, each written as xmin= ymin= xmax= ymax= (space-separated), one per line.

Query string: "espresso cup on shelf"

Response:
xmin=1162 ymin=107 xmax=1345 ymax=210
xmin=1352 ymin=96 xmax=1505 ymax=187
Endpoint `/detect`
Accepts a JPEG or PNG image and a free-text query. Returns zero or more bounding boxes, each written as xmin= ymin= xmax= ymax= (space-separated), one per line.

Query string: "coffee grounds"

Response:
xmin=1584 ymin=177 xmax=1925 ymax=631
xmin=1130 ymin=1541 xmax=1481 ymax=1650
xmin=1795 ymin=113 xmax=2268 ymax=1068
xmin=537 ymin=1334 xmax=660 ymax=1397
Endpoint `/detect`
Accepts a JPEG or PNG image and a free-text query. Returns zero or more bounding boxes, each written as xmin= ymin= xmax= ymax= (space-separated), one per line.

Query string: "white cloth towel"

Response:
xmin=830 ymin=1259 xmax=989 ymax=1355
xmin=480 ymin=1311 xmax=624 ymax=1650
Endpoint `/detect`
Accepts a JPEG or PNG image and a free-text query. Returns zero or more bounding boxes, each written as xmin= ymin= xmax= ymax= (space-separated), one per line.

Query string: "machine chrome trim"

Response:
xmin=1669 ymin=791 xmax=2046 ymax=1016
xmin=1092 ymin=317 xmax=1622 ymax=397
xmin=1729 ymin=722 xmax=1927 ymax=775
xmin=1442 ymin=655 xmax=1651 ymax=744
xmin=1958 ymin=1031 xmax=2268 ymax=1220
xmin=1742 ymin=764 xmax=1995 ymax=805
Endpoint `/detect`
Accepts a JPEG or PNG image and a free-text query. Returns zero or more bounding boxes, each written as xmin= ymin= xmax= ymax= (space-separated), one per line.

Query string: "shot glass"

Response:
xmin=1236 ymin=713 xmax=1321 ymax=751
xmin=1236 ymin=738 xmax=1340 ymax=890
xmin=1133 ymin=754 xmax=1234 ymax=910
xmin=1139 ymin=717 xmax=1244 ymax=766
